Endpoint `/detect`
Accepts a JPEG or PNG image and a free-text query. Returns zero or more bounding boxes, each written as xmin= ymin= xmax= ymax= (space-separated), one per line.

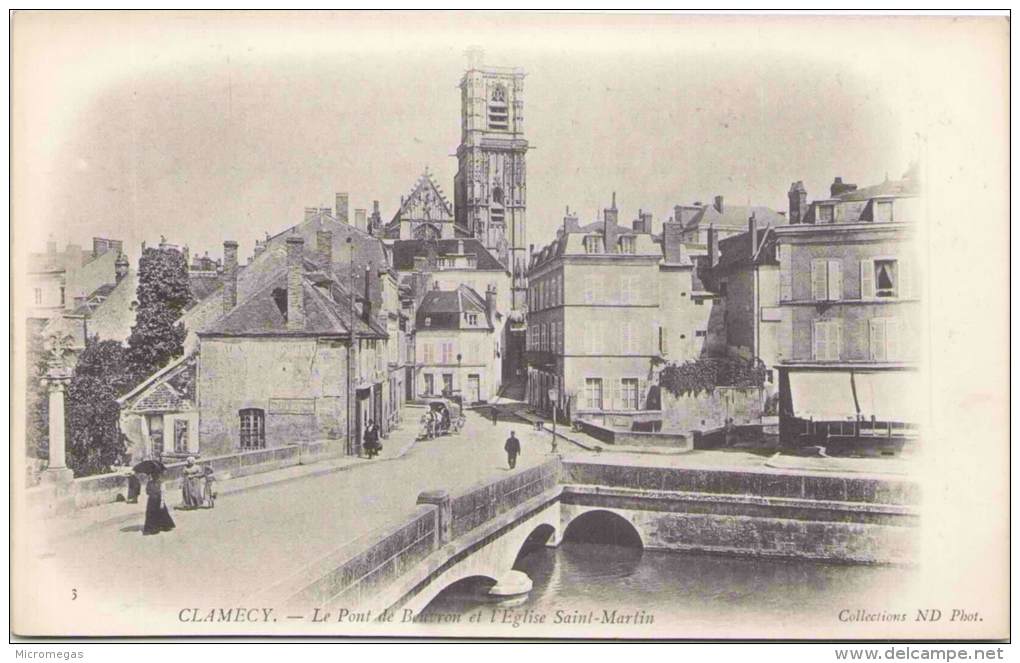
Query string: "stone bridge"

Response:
xmin=258 ymin=458 xmax=919 ymax=616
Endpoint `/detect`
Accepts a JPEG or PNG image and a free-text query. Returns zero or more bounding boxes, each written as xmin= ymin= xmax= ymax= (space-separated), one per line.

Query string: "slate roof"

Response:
xmin=199 ymin=265 xmax=387 ymax=339
xmin=799 ymin=175 xmax=920 ymax=224
xmin=681 ymin=204 xmax=785 ymax=232
xmin=415 ymin=285 xmax=492 ymax=331
xmin=188 ymin=272 xmax=223 ymax=306
xmin=714 ymin=228 xmax=779 ymax=273
xmin=390 ymin=238 xmax=506 ymax=272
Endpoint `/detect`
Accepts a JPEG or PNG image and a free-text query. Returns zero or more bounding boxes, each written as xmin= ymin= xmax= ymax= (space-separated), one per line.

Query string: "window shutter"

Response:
xmin=860 ymin=259 xmax=875 ymax=299
xmin=899 ymin=257 xmax=913 ymax=299
xmin=811 ymin=259 xmax=828 ymax=301
xmin=831 ymin=320 xmax=842 ymax=360
xmin=887 ymin=318 xmax=900 ymax=360
xmin=612 ymin=380 xmax=621 ymax=411
xmin=869 ymin=319 xmax=885 ymax=361
xmin=779 ymin=244 xmax=792 ymax=302
xmin=827 ymin=260 xmax=843 ymax=301
xmin=812 ymin=321 xmax=823 ymax=359
xmin=638 ymin=379 xmax=647 ymax=409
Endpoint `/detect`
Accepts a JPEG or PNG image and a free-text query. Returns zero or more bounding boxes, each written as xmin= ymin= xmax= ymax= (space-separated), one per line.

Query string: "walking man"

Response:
xmin=504 ymin=431 xmax=521 ymax=470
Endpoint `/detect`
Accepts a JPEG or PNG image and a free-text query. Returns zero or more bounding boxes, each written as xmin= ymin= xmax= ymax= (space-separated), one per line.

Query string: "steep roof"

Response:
xmin=199 ymin=266 xmax=387 ymax=338
xmin=390 ymin=238 xmax=506 ymax=272
xmin=416 ymin=284 xmax=492 ymax=331
xmin=383 ymin=170 xmax=465 ymax=236
xmin=682 ymin=203 xmax=785 ymax=232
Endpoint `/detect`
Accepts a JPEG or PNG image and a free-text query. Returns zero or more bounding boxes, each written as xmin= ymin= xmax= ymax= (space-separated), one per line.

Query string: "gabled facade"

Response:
xmin=381 ymin=170 xmax=468 ymax=242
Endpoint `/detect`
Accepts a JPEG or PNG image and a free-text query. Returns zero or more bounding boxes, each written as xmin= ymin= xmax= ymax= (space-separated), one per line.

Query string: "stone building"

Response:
xmin=772 ymin=168 xmax=921 ymax=450
xmin=380 ymin=170 xmax=468 ymax=241
xmin=413 ymin=283 xmax=502 ymax=403
xmin=525 ymin=196 xmax=715 ymax=427
xmin=673 ymin=196 xmax=785 ymax=246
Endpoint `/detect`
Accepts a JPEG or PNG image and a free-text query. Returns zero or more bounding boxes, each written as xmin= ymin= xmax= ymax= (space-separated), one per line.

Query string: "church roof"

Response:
xmin=382 ymin=169 xmax=468 ymax=237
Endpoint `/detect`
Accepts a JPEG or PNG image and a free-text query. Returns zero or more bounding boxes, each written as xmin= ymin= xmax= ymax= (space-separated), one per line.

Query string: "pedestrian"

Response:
xmin=202 ymin=465 xmax=217 ymax=508
xmin=125 ymin=470 xmax=141 ymax=504
xmin=181 ymin=456 xmax=203 ymax=509
xmin=504 ymin=431 xmax=521 ymax=470
xmin=492 ymin=407 xmax=498 ymax=426
xmin=142 ymin=472 xmax=175 ymax=536
xmin=364 ymin=420 xmax=380 ymax=458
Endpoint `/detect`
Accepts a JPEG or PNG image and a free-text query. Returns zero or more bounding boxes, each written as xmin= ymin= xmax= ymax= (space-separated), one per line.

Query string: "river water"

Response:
xmin=420 ymin=543 xmax=920 ymax=637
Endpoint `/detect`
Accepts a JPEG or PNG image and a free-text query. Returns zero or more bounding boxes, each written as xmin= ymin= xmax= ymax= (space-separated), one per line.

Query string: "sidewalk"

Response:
xmin=42 ymin=415 xmax=425 ymax=541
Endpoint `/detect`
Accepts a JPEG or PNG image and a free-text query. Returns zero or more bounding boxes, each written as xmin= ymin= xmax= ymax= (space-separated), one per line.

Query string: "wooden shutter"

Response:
xmin=811 ymin=259 xmax=828 ymax=301
xmin=830 ymin=320 xmax=842 ymax=360
xmin=638 ymin=378 xmax=648 ymax=410
xmin=869 ymin=319 xmax=886 ymax=361
xmin=860 ymin=259 xmax=876 ymax=300
xmin=827 ymin=260 xmax=843 ymax=301
xmin=612 ymin=380 xmax=621 ymax=411
xmin=812 ymin=320 xmax=825 ymax=360
xmin=886 ymin=318 xmax=901 ymax=360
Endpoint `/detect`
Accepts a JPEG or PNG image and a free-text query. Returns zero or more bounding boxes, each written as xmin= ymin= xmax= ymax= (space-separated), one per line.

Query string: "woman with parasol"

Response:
xmin=134 ymin=460 xmax=175 ymax=536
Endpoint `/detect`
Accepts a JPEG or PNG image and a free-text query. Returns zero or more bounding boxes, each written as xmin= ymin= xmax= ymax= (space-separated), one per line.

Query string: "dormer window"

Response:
xmin=466 ymin=313 xmax=478 ymax=325
xmin=488 ymin=84 xmax=509 ymax=130
xmin=424 ymin=317 xmax=431 ymax=327
xmin=875 ymin=200 xmax=893 ymax=223
xmin=618 ymin=235 xmax=636 ymax=254
xmin=583 ymin=235 xmax=604 ymax=254
xmin=817 ymin=204 xmax=835 ymax=224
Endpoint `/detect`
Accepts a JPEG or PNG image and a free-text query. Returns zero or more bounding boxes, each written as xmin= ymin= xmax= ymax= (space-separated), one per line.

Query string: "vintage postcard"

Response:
xmin=9 ymin=11 xmax=1010 ymax=641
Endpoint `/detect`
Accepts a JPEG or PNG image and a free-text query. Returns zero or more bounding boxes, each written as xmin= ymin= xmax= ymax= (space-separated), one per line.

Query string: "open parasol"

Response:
xmin=132 ymin=459 xmax=166 ymax=476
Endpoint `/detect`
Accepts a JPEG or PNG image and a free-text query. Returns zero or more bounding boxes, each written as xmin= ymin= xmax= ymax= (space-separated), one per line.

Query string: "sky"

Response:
xmin=13 ymin=12 xmax=950 ymax=264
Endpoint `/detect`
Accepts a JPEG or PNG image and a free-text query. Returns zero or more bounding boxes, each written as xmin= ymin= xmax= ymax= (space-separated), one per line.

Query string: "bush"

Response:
xmin=659 ymin=357 xmax=767 ymax=397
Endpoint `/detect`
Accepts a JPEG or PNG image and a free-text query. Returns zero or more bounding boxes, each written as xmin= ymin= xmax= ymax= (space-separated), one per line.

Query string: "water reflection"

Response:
xmin=421 ymin=542 xmax=919 ymax=628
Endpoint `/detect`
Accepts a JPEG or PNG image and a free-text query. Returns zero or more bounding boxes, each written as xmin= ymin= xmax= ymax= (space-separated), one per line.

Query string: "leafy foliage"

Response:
xmin=659 ymin=357 xmax=767 ymax=397
xmin=65 ymin=340 xmax=132 ymax=477
xmin=126 ymin=247 xmax=193 ymax=380
xmin=25 ymin=320 xmax=49 ymax=460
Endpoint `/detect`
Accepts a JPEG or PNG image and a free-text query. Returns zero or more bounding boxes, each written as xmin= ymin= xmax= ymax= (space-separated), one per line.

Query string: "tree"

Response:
xmin=24 ymin=320 xmax=50 ymax=460
xmin=65 ymin=339 xmax=131 ymax=477
xmin=126 ymin=247 xmax=193 ymax=381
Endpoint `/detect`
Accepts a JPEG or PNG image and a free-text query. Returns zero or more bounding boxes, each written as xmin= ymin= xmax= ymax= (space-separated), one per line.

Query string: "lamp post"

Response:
xmin=547 ymin=387 xmax=559 ymax=454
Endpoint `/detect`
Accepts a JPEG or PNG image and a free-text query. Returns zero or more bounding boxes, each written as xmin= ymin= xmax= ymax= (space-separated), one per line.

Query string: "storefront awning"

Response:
xmin=789 ymin=371 xmax=855 ymax=421
xmin=852 ymin=371 xmax=920 ymax=423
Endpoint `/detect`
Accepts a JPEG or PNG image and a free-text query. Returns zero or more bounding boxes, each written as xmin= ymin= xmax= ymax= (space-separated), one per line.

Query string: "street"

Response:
xmin=18 ymin=410 xmax=551 ymax=632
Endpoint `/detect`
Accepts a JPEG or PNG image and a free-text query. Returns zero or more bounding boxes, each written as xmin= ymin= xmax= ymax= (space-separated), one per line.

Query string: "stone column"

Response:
xmin=41 ymin=333 xmax=74 ymax=483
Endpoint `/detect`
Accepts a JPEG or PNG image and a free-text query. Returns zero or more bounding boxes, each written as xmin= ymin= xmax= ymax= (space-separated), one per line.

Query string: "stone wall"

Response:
xmin=661 ymin=386 xmax=763 ymax=434
xmin=574 ymin=419 xmax=690 ymax=450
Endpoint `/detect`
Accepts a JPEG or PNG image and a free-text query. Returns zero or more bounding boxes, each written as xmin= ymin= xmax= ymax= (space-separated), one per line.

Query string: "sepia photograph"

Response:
xmin=8 ymin=10 xmax=1011 ymax=644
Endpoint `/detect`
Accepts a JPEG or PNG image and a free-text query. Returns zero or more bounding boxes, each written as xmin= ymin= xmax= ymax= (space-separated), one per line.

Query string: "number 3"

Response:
xmin=71 ymin=589 xmax=77 ymax=600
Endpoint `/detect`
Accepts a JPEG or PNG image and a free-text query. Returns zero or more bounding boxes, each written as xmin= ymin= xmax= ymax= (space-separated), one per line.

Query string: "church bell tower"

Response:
xmin=454 ymin=48 xmax=529 ymax=316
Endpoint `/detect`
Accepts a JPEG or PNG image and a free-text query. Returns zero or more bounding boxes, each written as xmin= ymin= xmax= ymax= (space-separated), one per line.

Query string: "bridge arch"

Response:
xmin=561 ymin=508 xmax=644 ymax=548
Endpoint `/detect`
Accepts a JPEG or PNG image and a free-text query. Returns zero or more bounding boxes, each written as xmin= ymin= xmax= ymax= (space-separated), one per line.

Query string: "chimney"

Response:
xmin=285 ymin=236 xmax=305 ymax=330
xmin=603 ymin=192 xmax=619 ymax=226
xmin=115 ymin=253 xmax=129 ymax=282
xmin=362 ymin=263 xmax=372 ymax=323
xmin=563 ymin=207 xmax=580 ymax=234
xmin=457 ymin=240 xmax=465 ymax=255
xmin=707 ymin=225 xmax=719 ymax=268
xmin=788 ymin=181 xmax=807 ymax=224
xmin=335 ymin=193 xmax=349 ymax=223
xmin=317 ymin=230 xmax=333 ymax=268
xmin=369 ymin=200 xmax=382 ymax=236
xmin=222 ymin=240 xmax=238 ymax=314
xmin=748 ymin=214 xmax=758 ymax=257
xmin=354 ymin=209 xmax=367 ymax=232
xmin=830 ymin=176 xmax=858 ymax=198
xmin=714 ymin=195 xmax=724 ymax=213
xmin=92 ymin=238 xmax=109 ymax=257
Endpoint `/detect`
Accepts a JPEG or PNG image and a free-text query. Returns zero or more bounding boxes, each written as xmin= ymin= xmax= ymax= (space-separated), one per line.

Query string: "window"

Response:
xmin=860 ymin=258 xmax=904 ymax=299
xmin=489 ymin=85 xmax=508 ymax=130
xmin=584 ymin=378 xmax=604 ymax=410
xmin=423 ymin=342 xmax=434 ymax=364
xmin=812 ymin=320 xmax=842 ymax=361
xmin=442 ymin=373 xmax=454 ymax=396
xmin=817 ymin=204 xmax=835 ymax=224
xmin=490 ymin=207 xmax=505 ymax=229
xmin=811 ymin=259 xmax=843 ymax=301
xmin=34 ymin=288 xmax=42 ymax=305
xmin=424 ymin=317 xmax=432 ymax=327
xmin=583 ymin=235 xmax=604 ymax=254
xmin=621 ymin=378 xmax=639 ymax=410
xmin=239 ymin=409 xmax=266 ymax=450
xmin=173 ymin=420 xmax=189 ymax=454
xmin=869 ymin=318 xmax=901 ymax=361
xmin=59 ymin=287 xmax=65 ymax=306
xmin=441 ymin=342 xmax=454 ymax=364
xmin=875 ymin=200 xmax=893 ymax=223
xmin=466 ymin=313 xmax=478 ymax=325
xmin=695 ymin=330 xmax=707 ymax=338
xmin=424 ymin=374 xmax=435 ymax=396
xmin=874 ymin=260 xmax=897 ymax=298
xmin=619 ymin=236 xmax=636 ymax=254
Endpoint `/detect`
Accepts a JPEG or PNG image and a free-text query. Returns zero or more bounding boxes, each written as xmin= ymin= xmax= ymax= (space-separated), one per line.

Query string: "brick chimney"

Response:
xmin=335 ymin=193 xmax=349 ymax=224
xmin=222 ymin=240 xmax=238 ymax=314
xmin=563 ymin=206 xmax=580 ymax=234
xmin=317 ymin=230 xmax=333 ymax=268
xmin=788 ymin=181 xmax=807 ymax=224
xmin=707 ymin=224 xmax=719 ymax=268
xmin=285 ymin=236 xmax=305 ymax=330
xmin=830 ymin=176 xmax=858 ymax=198
xmin=354 ymin=209 xmax=367 ymax=232
xmin=485 ymin=284 xmax=497 ymax=322
xmin=714 ymin=195 xmax=724 ymax=213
